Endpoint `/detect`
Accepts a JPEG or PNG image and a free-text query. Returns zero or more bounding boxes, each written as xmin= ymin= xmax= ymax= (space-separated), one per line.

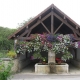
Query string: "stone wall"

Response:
xmin=76 ymin=48 xmax=80 ymax=61
xmin=18 ymin=58 xmax=31 ymax=71
xmin=71 ymin=48 xmax=80 ymax=68
xmin=1 ymin=54 xmax=31 ymax=73
xmin=1 ymin=58 xmax=19 ymax=73
xmin=71 ymin=59 xmax=80 ymax=68
xmin=18 ymin=53 xmax=31 ymax=71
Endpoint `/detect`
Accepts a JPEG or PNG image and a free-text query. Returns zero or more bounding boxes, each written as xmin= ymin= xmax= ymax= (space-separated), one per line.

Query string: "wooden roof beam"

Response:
xmin=64 ymin=16 xmax=66 ymax=19
xmin=76 ymin=26 xmax=78 ymax=29
xmin=54 ymin=5 xmax=80 ymax=28
xmin=30 ymin=12 xmax=51 ymax=30
xmin=64 ymin=16 xmax=67 ymax=22
xmin=18 ymin=13 xmax=51 ymax=39
xmin=73 ymin=30 xmax=78 ymax=38
xmin=53 ymin=12 xmax=80 ymax=36
xmin=26 ymin=29 xmax=32 ymax=37
xmin=18 ymin=37 xmax=31 ymax=41
xmin=18 ymin=29 xmax=29 ymax=39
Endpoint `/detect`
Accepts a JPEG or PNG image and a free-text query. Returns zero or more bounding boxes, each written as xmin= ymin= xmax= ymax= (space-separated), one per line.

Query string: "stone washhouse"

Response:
xmin=8 ymin=4 xmax=80 ymax=73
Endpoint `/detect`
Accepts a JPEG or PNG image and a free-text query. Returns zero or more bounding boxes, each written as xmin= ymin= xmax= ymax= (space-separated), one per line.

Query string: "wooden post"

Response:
xmin=14 ymin=38 xmax=18 ymax=51
xmin=51 ymin=7 xmax=54 ymax=34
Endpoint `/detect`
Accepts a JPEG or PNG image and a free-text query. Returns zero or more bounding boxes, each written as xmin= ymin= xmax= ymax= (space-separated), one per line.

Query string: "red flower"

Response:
xmin=56 ymin=58 xmax=62 ymax=63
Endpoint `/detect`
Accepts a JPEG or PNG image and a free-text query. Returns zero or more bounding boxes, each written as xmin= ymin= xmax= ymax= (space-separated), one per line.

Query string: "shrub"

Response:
xmin=0 ymin=59 xmax=13 ymax=80
xmin=7 ymin=50 xmax=17 ymax=58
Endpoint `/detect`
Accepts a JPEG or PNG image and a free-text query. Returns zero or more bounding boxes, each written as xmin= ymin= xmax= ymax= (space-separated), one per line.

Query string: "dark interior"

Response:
xmin=31 ymin=16 xmax=73 ymax=35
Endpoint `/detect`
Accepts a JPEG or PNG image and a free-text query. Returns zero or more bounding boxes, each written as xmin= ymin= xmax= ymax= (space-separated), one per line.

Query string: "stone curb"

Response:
xmin=16 ymin=72 xmax=80 ymax=75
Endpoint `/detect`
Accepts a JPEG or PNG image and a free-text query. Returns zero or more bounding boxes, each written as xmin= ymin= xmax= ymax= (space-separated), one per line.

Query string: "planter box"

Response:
xmin=55 ymin=63 xmax=69 ymax=73
xmin=35 ymin=63 xmax=69 ymax=74
xmin=35 ymin=63 xmax=50 ymax=74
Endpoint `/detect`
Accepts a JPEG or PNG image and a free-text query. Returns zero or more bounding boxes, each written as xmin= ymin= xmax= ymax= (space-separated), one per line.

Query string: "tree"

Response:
xmin=0 ymin=27 xmax=16 ymax=50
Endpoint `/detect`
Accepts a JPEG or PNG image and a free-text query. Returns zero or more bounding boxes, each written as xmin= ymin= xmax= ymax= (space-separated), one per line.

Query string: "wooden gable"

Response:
xmin=8 ymin=4 xmax=80 ymax=40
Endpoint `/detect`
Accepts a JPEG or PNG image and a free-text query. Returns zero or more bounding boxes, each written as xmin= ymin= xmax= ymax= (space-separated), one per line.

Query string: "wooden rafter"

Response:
xmin=9 ymin=5 xmax=53 ymax=39
xmin=73 ymin=30 xmax=78 ymax=38
xmin=76 ymin=26 xmax=78 ymax=29
xmin=26 ymin=29 xmax=32 ymax=37
xmin=54 ymin=5 xmax=80 ymax=28
xmin=72 ymin=30 xmax=80 ymax=41
xmin=18 ymin=12 xmax=51 ymax=39
xmin=30 ymin=12 xmax=51 ymax=30
xmin=18 ymin=37 xmax=31 ymax=41
xmin=53 ymin=23 xmax=63 ymax=34
xmin=51 ymin=10 xmax=54 ymax=34
xmin=53 ymin=12 xmax=80 ymax=36
xmin=18 ymin=29 xmax=28 ymax=38
xmin=41 ymin=22 xmax=50 ymax=34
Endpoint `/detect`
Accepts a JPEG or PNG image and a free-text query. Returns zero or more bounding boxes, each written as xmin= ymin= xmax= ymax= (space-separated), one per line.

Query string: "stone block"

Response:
xmin=35 ymin=63 xmax=50 ymax=74
xmin=35 ymin=63 xmax=69 ymax=74
xmin=55 ymin=63 xmax=69 ymax=73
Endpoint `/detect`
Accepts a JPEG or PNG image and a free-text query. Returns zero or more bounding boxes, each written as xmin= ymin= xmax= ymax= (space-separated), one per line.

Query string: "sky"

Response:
xmin=0 ymin=0 xmax=80 ymax=29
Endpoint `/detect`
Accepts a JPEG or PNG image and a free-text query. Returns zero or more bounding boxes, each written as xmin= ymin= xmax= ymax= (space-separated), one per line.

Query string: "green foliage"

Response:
xmin=33 ymin=53 xmax=47 ymax=62
xmin=0 ymin=59 xmax=13 ymax=80
xmin=0 ymin=26 xmax=16 ymax=50
xmin=41 ymin=57 xmax=47 ymax=62
xmin=7 ymin=50 xmax=17 ymax=58
xmin=0 ymin=50 xmax=8 ymax=58
xmin=33 ymin=53 xmax=42 ymax=59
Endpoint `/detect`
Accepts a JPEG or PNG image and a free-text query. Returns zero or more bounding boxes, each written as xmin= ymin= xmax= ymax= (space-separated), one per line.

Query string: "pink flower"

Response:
xmin=30 ymin=56 xmax=34 ymax=60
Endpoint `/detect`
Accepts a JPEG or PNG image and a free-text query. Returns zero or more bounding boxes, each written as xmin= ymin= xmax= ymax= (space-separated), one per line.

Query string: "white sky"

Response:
xmin=0 ymin=0 xmax=80 ymax=29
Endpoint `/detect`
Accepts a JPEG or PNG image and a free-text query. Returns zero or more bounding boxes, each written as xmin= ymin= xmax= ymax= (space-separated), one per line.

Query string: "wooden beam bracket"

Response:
xmin=53 ymin=23 xmax=63 ymax=34
xmin=40 ymin=21 xmax=50 ymax=34
xmin=30 ymin=12 xmax=51 ymax=30
xmin=53 ymin=12 xmax=80 ymax=36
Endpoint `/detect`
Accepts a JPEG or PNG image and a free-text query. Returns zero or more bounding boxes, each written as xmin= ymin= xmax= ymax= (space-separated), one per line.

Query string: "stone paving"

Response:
xmin=11 ymin=63 xmax=80 ymax=80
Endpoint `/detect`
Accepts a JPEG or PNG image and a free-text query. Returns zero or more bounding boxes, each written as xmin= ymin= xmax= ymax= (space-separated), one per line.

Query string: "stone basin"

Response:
xmin=35 ymin=63 xmax=69 ymax=74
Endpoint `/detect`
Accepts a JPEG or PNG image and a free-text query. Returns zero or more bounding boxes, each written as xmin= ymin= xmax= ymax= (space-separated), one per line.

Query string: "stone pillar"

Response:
xmin=48 ymin=50 xmax=55 ymax=63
